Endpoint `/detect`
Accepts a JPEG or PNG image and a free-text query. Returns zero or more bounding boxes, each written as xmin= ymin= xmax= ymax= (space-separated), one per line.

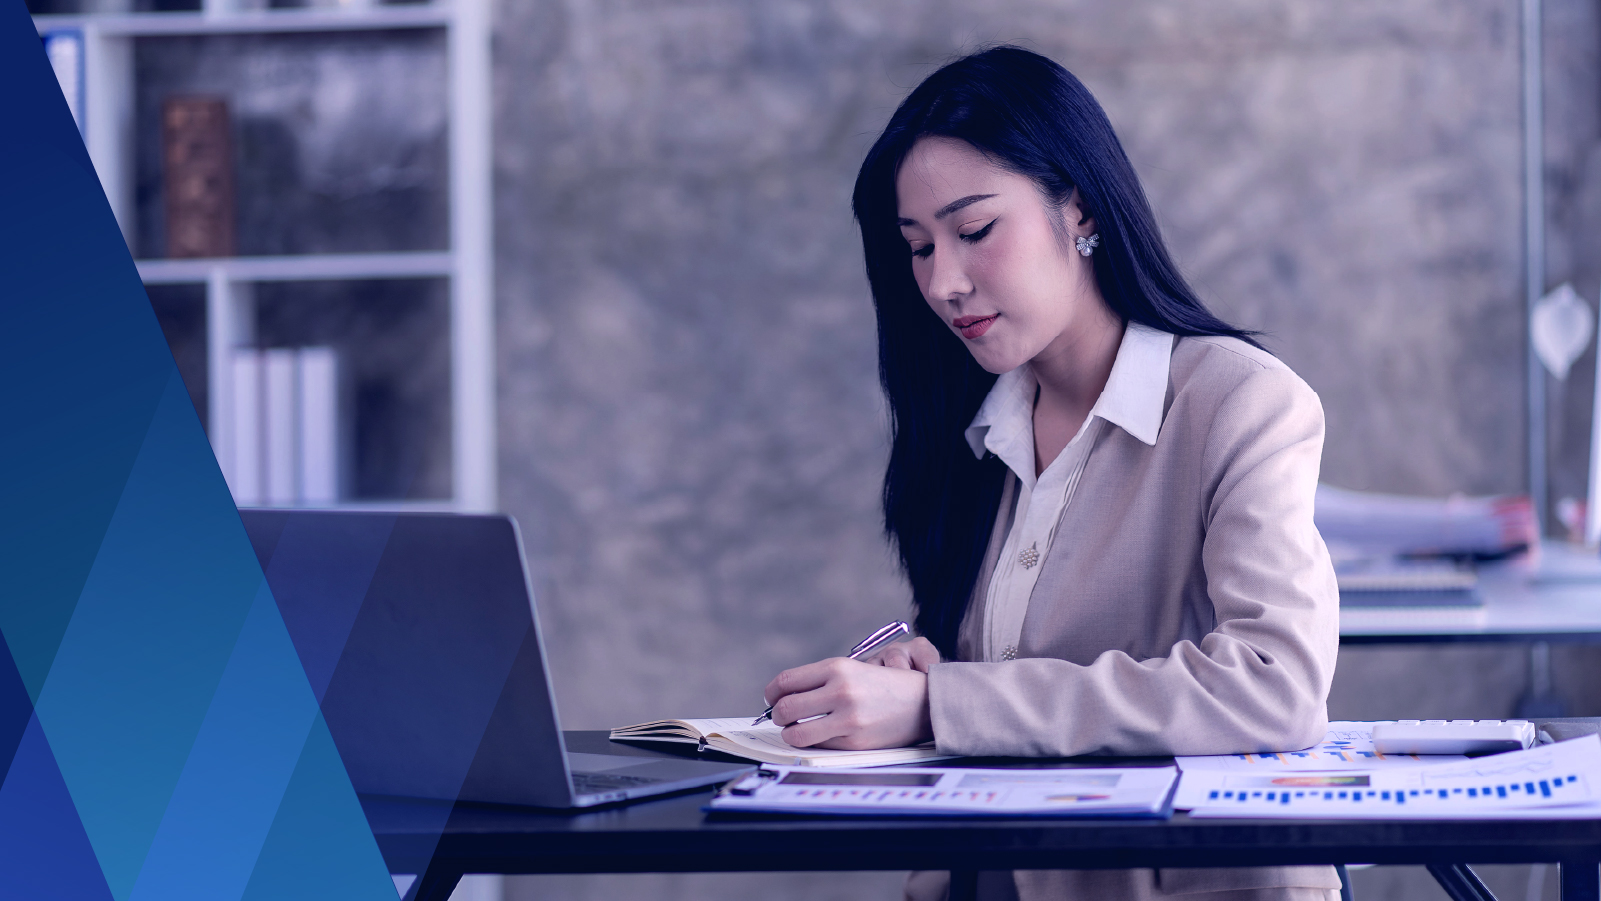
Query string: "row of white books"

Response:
xmin=223 ymin=347 xmax=341 ymax=506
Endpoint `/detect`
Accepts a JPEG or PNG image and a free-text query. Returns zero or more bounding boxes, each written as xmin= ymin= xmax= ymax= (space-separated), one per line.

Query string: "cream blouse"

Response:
xmin=962 ymin=321 xmax=1172 ymax=663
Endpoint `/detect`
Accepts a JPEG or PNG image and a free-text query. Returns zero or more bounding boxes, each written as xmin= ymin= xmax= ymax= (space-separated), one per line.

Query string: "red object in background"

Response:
xmin=162 ymin=96 xmax=235 ymax=259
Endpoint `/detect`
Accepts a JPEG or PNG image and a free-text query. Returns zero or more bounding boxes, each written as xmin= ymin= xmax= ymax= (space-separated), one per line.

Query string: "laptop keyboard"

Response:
xmin=572 ymin=771 xmax=664 ymax=794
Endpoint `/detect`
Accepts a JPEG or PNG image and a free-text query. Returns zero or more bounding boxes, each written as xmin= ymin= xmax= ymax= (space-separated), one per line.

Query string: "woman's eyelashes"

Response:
xmin=959 ymin=219 xmax=997 ymax=243
xmin=908 ymin=219 xmax=996 ymax=259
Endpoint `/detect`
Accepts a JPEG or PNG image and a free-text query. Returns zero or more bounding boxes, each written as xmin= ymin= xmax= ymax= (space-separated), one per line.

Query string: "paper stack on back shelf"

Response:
xmin=1315 ymin=484 xmax=1545 ymax=606
xmin=1315 ymin=484 xmax=1537 ymax=561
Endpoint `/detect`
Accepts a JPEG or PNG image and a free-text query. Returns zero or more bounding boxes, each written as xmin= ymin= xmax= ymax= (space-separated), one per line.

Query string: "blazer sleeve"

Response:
xmin=925 ymin=366 xmax=1341 ymax=757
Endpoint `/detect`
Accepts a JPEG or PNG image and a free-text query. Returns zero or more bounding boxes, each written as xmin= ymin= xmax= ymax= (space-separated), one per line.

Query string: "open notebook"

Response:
xmin=609 ymin=717 xmax=948 ymax=768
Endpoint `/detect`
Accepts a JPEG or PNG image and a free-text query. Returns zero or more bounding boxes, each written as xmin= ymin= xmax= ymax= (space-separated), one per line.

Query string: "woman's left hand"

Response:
xmin=867 ymin=636 xmax=941 ymax=673
xmin=762 ymin=657 xmax=933 ymax=750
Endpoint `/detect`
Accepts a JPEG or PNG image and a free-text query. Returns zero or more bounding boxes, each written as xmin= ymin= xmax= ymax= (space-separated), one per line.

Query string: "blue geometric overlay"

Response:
xmin=0 ymin=3 xmax=397 ymax=898
xmin=241 ymin=510 xmax=547 ymax=876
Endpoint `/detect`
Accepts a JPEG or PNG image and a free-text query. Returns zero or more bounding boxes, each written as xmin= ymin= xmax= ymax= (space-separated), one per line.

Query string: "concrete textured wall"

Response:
xmin=491 ymin=2 xmax=1601 ymax=899
xmin=493 ymin=0 xmax=1601 ymax=726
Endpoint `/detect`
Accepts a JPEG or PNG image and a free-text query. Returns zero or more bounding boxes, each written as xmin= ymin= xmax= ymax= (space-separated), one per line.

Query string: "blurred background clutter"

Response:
xmin=27 ymin=1 xmax=1601 ymax=898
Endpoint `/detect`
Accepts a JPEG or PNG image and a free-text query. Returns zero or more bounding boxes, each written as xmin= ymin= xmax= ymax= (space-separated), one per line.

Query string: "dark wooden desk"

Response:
xmin=367 ymin=727 xmax=1601 ymax=901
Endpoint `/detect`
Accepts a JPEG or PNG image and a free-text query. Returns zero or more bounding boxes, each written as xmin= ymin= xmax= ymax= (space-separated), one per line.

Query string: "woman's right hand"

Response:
xmin=867 ymin=636 xmax=941 ymax=673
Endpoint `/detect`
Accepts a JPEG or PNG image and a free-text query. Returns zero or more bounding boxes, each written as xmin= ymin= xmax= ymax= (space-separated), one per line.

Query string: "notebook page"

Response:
xmin=685 ymin=718 xmax=941 ymax=765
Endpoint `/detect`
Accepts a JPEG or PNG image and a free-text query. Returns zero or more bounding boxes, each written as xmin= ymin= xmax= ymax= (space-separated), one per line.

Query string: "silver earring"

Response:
xmin=1075 ymin=233 xmax=1100 ymax=257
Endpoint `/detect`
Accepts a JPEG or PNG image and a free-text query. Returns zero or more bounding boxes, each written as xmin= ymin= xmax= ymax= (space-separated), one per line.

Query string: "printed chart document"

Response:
xmin=1174 ymin=721 xmax=1466 ymax=809
xmin=609 ymin=717 xmax=948 ymax=768
xmin=1183 ymin=734 xmax=1601 ymax=819
xmin=1177 ymin=722 xmax=1460 ymax=771
xmin=707 ymin=765 xmax=1178 ymax=817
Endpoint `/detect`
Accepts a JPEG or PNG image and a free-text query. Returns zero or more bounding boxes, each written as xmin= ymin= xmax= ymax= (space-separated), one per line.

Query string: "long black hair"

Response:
xmin=854 ymin=46 xmax=1256 ymax=659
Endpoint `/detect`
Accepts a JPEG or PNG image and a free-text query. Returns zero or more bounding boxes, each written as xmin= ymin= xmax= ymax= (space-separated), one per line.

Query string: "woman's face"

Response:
xmin=895 ymin=136 xmax=1103 ymax=375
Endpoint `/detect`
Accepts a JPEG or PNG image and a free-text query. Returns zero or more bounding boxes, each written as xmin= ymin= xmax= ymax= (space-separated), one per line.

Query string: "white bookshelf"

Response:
xmin=34 ymin=1 xmax=496 ymax=514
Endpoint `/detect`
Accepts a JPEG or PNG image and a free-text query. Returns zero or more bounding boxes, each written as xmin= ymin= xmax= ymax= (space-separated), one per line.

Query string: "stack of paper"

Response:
xmin=708 ymin=765 xmax=1178 ymax=818
xmin=1335 ymin=561 xmax=1482 ymax=608
xmin=1180 ymin=734 xmax=1601 ymax=820
xmin=1315 ymin=484 xmax=1536 ymax=559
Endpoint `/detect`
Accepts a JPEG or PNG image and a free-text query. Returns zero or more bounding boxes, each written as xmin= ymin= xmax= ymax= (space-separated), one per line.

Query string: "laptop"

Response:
xmin=238 ymin=509 xmax=754 ymax=808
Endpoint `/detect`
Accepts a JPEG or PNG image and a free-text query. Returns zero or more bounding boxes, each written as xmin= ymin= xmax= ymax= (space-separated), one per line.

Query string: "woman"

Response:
xmin=761 ymin=47 xmax=1341 ymax=901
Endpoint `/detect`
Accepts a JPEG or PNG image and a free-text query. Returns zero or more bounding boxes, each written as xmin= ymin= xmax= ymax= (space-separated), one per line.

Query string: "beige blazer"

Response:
xmin=922 ymin=336 xmax=1343 ymax=901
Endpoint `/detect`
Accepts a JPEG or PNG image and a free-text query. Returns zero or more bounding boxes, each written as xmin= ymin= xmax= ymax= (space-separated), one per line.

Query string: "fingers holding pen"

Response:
xmin=905 ymin=637 xmax=941 ymax=671
xmin=763 ymin=658 xmax=862 ymax=743
xmin=763 ymin=657 xmax=934 ymax=750
xmin=771 ymin=661 xmax=861 ymax=748
xmin=871 ymin=644 xmax=915 ymax=669
xmin=763 ymin=657 xmax=841 ymax=708
xmin=868 ymin=637 xmax=941 ymax=673
xmin=761 ymin=621 xmax=920 ymax=726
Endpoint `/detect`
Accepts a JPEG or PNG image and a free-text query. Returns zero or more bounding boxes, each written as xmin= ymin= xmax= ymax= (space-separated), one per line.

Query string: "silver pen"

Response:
xmin=752 ymin=620 xmax=911 ymax=726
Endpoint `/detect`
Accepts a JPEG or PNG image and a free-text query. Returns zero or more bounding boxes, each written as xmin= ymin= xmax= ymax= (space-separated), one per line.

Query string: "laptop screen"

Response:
xmin=240 ymin=510 xmax=572 ymax=806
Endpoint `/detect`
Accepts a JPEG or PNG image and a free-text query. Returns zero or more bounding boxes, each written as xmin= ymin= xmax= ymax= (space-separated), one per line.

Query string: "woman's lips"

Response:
xmin=953 ymin=314 xmax=998 ymax=339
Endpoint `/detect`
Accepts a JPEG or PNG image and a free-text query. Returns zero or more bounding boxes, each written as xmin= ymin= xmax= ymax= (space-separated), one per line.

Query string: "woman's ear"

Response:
xmin=1063 ymin=189 xmax=1095 ymax=237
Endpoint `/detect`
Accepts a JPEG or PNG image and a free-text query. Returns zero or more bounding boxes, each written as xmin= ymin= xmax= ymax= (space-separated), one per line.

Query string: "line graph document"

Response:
xmin=1173 ymin=722 xmax=1466 ymax=810
xmin=708 ymin=765 xmax=1178 ymax=817
xmin=1176 ymin=722 xmax=1463 ymax=773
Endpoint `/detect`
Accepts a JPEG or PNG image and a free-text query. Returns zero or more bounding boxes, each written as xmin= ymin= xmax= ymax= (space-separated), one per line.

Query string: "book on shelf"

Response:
xmin=225 ymin=347 xmax=341 ymax=506
xmin=162 ymin=96 xmax=235 ymax=259
xmin=297 ymin=347 xmax=339 ymax=505
xmin=42 ymin=30 xmax=84 ymax=136
xmin=263 ymin=349 xmax=298 ymax=506
xmin=229 ymin=350 xmax=263 ymax=503
xmin=609 ymin=717 xmax=948 ymax=768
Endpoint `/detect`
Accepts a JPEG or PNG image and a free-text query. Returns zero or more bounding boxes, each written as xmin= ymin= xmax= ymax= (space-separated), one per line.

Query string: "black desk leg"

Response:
xmin=1335 ymin=864 xmax=1353 ymax=901
xmin=1426 ymin=863 xmax=1497 ymax=901
xmin=1561 ymin=856 xmax=1601 ymax=901
xmin=405 ymin=867 xmax=463 ymax=901
xmin=949 ymin=870 xmax=979 ymax=901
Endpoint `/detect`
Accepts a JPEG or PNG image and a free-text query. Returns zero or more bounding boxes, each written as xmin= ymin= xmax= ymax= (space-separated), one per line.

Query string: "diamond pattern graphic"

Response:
xmin=0 ymin=716 xmax=116 ymax=901
xmin=125 ymin=585 xmax=325 ymax=901
xmin=34 ymin=373 xmax=264 ymax=898
xmin=0 ymin=634 xmax=35 ymax=789
xmin=0 ymin=3 xmax=401 ymax=899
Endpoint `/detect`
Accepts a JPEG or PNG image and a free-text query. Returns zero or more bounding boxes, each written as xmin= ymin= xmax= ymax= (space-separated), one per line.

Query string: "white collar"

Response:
xmin=965 ymin=321 xmax=1172 ymax=463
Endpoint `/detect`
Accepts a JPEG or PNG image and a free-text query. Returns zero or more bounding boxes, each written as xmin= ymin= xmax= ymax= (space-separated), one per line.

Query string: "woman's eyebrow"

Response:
xmin=935 ymin=193 xmax=998 ymax=219
xmin=897 ymin=194 xmax=999 ymax=228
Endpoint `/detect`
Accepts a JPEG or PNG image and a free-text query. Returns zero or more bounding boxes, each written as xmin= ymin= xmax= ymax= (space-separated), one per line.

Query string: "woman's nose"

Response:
xmin=926 ymin=249 xmax=974 ymax=303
